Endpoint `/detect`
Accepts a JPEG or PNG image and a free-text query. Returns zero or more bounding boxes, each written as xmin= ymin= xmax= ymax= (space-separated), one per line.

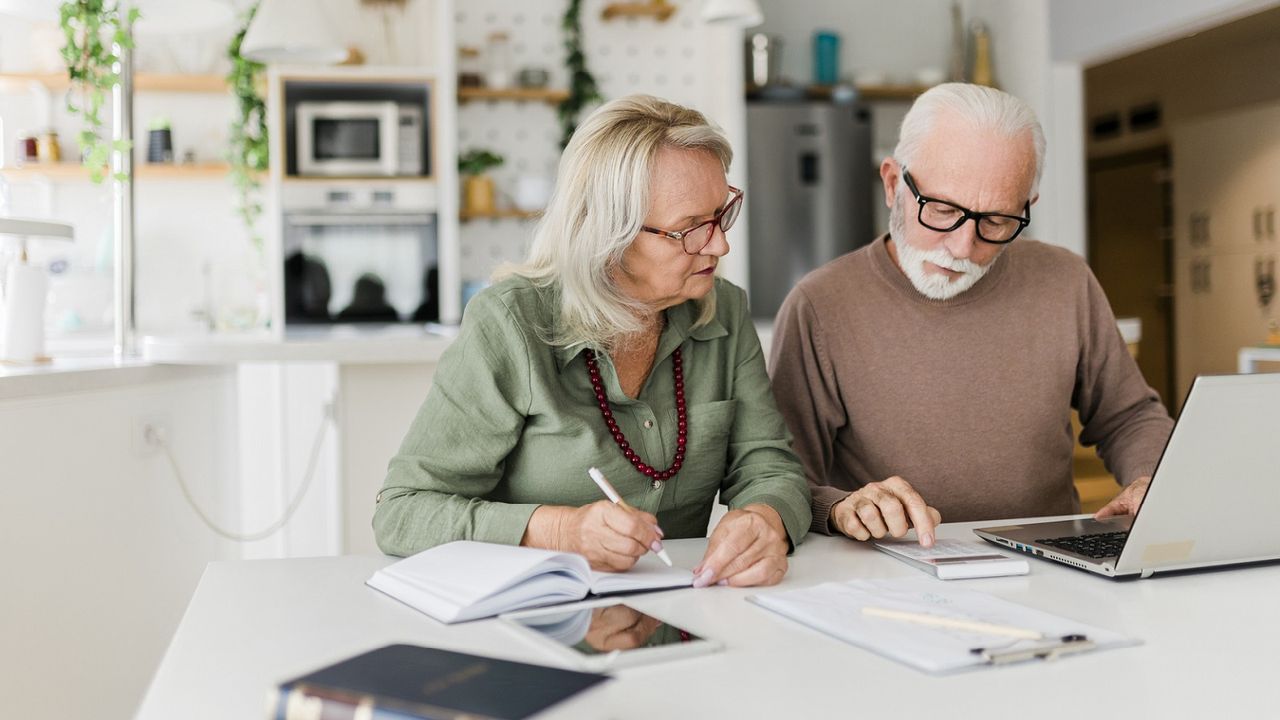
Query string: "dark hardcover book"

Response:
xmin=270 ymin=644 xmax=608 ymax=720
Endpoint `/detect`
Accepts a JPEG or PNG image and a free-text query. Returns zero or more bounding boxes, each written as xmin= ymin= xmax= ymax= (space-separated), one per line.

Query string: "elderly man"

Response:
xmin=769 ymin=83 xmax=1174 ymax=546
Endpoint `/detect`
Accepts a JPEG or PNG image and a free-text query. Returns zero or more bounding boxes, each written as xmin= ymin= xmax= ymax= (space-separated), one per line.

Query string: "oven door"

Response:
xmin=282 ymin=211 xmax=438 ymax=324
xmin=297 ymin=101 xmax=400 ymax=176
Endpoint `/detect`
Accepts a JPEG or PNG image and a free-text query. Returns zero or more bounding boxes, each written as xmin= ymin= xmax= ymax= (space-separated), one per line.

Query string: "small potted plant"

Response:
xmin=459 ymin=149 xmax=504 ymax=216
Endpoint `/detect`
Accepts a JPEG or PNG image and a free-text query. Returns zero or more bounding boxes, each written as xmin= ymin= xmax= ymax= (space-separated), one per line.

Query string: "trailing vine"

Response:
xmin=558 ymin=0 xmax=602 ymax=148
xmin=59 ymin=0 xmax=140 ymax=183
xmin=227 ymin=3 xmax=269 ymax=248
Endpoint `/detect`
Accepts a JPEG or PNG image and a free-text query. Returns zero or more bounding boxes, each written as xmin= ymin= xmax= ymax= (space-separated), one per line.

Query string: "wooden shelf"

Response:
xmin=459 ymin=208 xmax=541 ymax=222
xmin=858 ymin=83 xmax=933 ymax=101
xmin=803 ymin=83 xmax=934 ymax=102
xmin=0 ymin=72 xmax=228 ymax=93
xmin=0 ymin=162 xmax=247 ymax=181
xmin=281 ymin=175 xmax=434 ymax=184
xmin=457 ymin=87 xmax=569 ymax=104
xmin=601 ymin=0 xmax=676 ymax=21
xmin=134 ymin=73 xmax=229 ymax=93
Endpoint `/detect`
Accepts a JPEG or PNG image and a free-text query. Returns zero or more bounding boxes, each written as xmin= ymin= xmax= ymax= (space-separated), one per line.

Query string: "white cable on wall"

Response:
xmin=150 ymin=401 xmax=334 ymax=543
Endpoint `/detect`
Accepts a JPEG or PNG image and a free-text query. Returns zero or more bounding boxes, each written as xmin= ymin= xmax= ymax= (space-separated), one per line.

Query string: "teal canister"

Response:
xmin=812 ymin=30 xmax=841 ymax=85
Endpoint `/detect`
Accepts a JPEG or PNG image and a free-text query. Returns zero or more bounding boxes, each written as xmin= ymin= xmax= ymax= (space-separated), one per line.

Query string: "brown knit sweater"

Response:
xmin=769 ymin=235 xmax=1175 ymax=535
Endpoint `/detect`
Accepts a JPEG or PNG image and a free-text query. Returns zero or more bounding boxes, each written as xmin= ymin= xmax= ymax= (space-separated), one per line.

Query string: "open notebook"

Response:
xmin=367 ymin=541 xmax=693 ymax=623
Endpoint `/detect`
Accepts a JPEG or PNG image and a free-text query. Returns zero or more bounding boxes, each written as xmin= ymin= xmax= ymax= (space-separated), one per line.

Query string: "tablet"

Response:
xmin=499 ymin=601 xmax=723 ymax=671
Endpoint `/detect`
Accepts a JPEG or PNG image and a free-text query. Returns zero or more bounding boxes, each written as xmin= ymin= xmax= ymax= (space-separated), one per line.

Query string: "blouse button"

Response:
xmin=644 ymin=419 xmax=654 ymax=429
xmin=651 ymin=479 xmax=662 ymax=489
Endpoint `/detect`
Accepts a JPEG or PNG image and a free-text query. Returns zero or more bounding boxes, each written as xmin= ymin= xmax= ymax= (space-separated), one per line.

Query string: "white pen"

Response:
xmin=862 ymin=606 xmax=1044 ymax=640
xmin=587 ymin=466 xmax=673 ymax=567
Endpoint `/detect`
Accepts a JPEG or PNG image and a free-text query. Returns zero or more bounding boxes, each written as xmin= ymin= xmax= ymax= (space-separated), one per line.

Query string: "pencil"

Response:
xmin=862 ymin=606 xmax=1044 ymax=640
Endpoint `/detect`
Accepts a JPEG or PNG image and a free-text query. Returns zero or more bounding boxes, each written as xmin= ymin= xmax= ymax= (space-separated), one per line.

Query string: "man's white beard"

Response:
xmin=888 ymin=194 xmax=999 ymax=300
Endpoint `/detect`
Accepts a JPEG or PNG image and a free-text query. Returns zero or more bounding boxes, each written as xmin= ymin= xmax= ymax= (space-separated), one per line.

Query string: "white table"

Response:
xmin=137 ymin=518 xmax=1276 ymax=719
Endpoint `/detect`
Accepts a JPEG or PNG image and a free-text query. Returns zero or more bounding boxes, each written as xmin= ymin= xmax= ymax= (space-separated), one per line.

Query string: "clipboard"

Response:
xmin=748 ymin=578 xmax=1139 ymax=674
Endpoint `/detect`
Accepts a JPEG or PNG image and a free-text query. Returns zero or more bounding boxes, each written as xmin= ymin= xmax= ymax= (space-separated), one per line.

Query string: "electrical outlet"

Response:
xmin=134 ymin=416 xmax=170 ymax=458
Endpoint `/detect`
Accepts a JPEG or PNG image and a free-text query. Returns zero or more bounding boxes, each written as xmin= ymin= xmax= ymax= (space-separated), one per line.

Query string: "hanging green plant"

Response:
xmin=558 ymin=0 xmax=603 ymax=148
xmin=59 ymin=0 xmax=140 ymax=183
xmin=227 ymin=3 xmax=269 ymax=248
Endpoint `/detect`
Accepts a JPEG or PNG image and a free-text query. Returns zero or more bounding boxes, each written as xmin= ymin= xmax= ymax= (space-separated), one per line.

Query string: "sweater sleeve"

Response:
xmin=716 ymin=285 xmax=813 ymax=548
xmin=1074 ymin=271 xmax=1175 ymax=485
xmin=768 ymin=286 xmax=851 ymax=535
xmin=372 ymin=291 xmax=539 ymax=556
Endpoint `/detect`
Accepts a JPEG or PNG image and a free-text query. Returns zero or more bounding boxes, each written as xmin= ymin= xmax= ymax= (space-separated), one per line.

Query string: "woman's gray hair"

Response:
xmin=496 ymin=94 xmax=732 ymax=351
xmin=893 ymin=83 xmax=1046 ymax=193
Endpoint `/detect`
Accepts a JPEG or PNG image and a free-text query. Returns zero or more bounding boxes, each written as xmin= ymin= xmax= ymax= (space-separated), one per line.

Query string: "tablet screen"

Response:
xmin=507 ymin=603 xmax=704 ymax=656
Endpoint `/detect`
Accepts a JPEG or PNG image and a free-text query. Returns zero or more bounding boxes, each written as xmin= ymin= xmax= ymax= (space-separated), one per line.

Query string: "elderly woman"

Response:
xmin=374 ymin=95 xmax=810 ymax=588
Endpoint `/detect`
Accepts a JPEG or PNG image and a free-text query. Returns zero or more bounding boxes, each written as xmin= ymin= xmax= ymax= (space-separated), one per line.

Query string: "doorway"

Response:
xmin=1087 ymin=147 xmax=1176 ymax=410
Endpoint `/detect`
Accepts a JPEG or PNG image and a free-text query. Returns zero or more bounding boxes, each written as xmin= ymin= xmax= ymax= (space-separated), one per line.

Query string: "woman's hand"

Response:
xmin=523 ymin=502 xmax=665 ymax=572
xmin=583 ymin=604 xmax=663 ymax=651
xmin=693 ymin=504 xmax=789 ymax=588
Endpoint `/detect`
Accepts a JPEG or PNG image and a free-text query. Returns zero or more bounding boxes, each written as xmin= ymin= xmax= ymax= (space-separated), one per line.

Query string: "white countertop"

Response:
xmin=0 ymin=355 xmax=229 ymax=400
xmin=142 ymin=324 xmax=457 ymax=365
xmin=2 ymin=314 xmax=1147 ymax=397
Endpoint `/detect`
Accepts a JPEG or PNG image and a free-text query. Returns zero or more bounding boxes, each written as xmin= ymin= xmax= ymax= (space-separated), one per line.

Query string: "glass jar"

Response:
xmin=17 ymin=134 xmax=38 ymax=165
xmin=36 ymin=130 xmax=61 ymax=163
xmin=458 ymin=46 xmax=483 ymax=88
xmin=484 ymin=32 xmax=512 ymax=90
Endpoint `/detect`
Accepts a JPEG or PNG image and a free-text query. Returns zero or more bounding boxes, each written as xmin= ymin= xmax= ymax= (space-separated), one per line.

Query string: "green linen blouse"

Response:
xmin=372 ymin=275 xmax=811 ymax=556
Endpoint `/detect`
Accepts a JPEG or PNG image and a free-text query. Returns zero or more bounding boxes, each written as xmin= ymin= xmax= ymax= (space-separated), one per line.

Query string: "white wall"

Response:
xmin=756 ymin=0 xmax=954 ymax=87
xmin=454 ymin=0 xmax=753 ymax=292
xmin=1050 ymin=0 xmax=1279 ymax=63
xmin=0 ymin=367 xmax=240 ymax=720
xmin=963 ymin=0 xmax=1087 ymax=256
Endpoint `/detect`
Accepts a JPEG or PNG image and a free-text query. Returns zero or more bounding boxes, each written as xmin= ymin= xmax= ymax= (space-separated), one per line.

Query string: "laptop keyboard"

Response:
xmin=1036 ymin=531 xmax=1129 ymax=559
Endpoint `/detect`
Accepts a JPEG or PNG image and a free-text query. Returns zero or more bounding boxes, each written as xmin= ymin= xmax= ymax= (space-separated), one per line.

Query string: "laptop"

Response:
xmin=975 ymin=373 xmax=1280 ymax=578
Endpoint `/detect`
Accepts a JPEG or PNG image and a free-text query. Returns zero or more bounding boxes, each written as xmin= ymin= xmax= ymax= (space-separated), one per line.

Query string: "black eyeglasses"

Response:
xmin=901 ymin=168 xmax=1030 ymax=244
xmin=641 ymin=186 xmax=744 ymax=255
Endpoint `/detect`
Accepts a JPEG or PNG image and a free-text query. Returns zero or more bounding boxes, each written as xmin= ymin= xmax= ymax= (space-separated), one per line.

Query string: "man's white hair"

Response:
xmin=893 ymin=82 xmax=1046 ymax=193
xmin=497 ymin=94 xmax=730 ymax=350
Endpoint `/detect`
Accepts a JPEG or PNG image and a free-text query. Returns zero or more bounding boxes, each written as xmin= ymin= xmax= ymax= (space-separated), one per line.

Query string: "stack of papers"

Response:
xmin=750 ymin=578 xmax=1138 ymax=673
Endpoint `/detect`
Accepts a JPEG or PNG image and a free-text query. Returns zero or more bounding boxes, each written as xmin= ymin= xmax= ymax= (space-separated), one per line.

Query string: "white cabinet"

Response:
xmin=1172 ymin=103 xmax=1280 ymax=401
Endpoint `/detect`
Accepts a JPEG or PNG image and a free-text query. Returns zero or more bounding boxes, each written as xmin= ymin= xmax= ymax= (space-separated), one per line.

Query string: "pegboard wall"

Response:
xmin=455 ymin=0 xmax=720 ymax=285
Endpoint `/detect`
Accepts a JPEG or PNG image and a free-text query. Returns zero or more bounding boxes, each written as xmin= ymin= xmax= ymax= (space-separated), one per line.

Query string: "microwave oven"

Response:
xmin=296 ymin=101 xmax=424 ymax=177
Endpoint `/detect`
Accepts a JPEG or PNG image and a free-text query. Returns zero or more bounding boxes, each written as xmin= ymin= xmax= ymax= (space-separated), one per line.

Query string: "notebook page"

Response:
xmin=367 ymin=541 xmax=593 ymax=622
xmin=587 ymin=555 xmax=694 ymax=595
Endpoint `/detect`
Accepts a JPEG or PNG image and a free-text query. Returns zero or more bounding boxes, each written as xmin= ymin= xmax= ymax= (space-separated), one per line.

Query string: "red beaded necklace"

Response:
xmin=584 ymin=347 xmax=686 ymax=481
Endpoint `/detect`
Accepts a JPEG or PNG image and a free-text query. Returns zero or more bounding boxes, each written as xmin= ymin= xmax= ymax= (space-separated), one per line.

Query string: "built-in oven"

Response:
xmin=282 ymin=184 xmax=438 ymax=325
xmin=295 ymin=101 xmax=424 ymax=177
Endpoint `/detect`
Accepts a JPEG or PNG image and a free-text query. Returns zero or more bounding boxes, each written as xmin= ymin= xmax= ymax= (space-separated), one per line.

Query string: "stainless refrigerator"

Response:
xmin=746 ymin=101 xmax=874 ymax=319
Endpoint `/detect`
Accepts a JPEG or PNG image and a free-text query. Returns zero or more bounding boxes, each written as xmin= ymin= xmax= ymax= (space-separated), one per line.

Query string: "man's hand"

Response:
xmin=693 ymin=504 xmax=789 ymax=588
xmin=829 ymin=476 xmax=941 ymax=546
xmin=1094 ymin=476 xmax=1151 ymax=519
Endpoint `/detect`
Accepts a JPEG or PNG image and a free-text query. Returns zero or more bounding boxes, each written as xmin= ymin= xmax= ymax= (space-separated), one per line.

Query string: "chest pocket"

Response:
xmin=670 ymin=399 xmax=738 ymax=509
